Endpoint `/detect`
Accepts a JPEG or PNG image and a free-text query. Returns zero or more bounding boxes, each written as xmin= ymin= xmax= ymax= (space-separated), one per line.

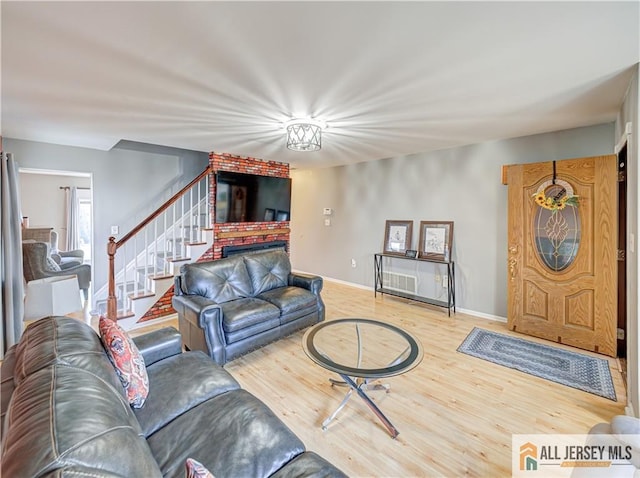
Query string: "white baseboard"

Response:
xmin=294 ymin=272 xmax=508 ymax=323
xmin=456 ymin=307 xmax=507 ymax=323
xmin=323 ymin=276 xmax=373 ymax=291
xmin=291 ymin=270 xmax=373 ymax=291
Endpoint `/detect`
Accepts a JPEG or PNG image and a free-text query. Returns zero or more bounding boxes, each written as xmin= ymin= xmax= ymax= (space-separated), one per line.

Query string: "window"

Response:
xmin=77 ymin=189 xmax=92 ymax=263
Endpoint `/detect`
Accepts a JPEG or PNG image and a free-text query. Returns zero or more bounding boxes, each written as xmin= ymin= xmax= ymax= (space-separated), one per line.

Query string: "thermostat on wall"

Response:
xmin=323 ymin=208 xmax=333 ymax=216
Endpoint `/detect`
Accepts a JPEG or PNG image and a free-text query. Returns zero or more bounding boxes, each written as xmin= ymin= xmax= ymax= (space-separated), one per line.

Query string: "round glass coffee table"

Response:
xmin=302 ymin=318 xmax=423 ymax=438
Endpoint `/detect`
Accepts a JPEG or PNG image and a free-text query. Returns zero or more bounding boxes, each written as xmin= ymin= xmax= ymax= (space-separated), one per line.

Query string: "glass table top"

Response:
xmin=302 ymin=318 xmax=423 ymax=378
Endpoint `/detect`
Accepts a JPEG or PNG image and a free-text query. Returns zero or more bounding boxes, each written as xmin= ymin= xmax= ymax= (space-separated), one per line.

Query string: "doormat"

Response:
xmin=457 ymin=328 xmax=617 ymax=401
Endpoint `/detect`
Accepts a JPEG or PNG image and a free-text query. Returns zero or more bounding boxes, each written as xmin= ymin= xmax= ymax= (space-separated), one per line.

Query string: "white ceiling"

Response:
xmin=2 ymin=2 xmax=639 ymax=169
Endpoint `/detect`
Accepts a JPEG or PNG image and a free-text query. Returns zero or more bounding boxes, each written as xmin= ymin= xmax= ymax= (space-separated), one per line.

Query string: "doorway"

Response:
xmin=18 ymin=168 xmax=94 ymax=268
xmin=616 ymin=139 xmax=628 ymax=382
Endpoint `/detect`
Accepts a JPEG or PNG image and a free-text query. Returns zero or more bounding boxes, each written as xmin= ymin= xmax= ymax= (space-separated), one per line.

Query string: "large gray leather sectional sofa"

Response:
xmin=172 ymin=249 xmax=324 ymax=365
xmin=1 ymin=316 xmax=347 ymax=478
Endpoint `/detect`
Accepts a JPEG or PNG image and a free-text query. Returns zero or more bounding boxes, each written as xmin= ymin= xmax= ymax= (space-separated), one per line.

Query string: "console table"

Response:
xmin=374 ymin=253 xmax=456 ymax=316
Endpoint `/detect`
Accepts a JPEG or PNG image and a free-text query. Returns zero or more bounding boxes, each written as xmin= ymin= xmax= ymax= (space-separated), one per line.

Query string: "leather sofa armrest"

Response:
xmin=174 ymin=275 xmax=184 ymax=295
xmin=289 ymin=272 xmax=323 ymax=296
xmin=172 ymin=294 xmax=227 ymax=365
xmin=173 ymin=295 xmax=222 ymax=328
xmin=132 ymin=327 xmax=183 ymax=366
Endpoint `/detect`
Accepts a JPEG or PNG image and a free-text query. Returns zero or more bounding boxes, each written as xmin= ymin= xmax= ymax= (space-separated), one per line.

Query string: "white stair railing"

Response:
xmin=106 ymin=167 xmax=212 ymax=319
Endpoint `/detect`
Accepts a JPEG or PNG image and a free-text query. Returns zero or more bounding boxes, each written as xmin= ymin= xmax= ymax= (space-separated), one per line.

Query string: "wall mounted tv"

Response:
xmin=215 ymin=171 xmax=292 ymax=223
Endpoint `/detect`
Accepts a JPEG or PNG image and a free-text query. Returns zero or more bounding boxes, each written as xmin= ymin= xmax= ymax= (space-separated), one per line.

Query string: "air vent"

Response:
xmin=382 ymin=271 xmax=417 ymax=294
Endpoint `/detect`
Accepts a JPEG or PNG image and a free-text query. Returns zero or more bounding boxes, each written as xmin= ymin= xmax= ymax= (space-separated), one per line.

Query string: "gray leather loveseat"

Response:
xmin=172 ymin=249 xmax=324 ymax=365
xmin=1 ymin=316 xmax=346 ymax=478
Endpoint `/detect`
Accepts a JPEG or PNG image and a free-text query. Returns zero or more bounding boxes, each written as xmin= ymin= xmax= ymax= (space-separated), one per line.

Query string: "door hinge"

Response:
xmin=617 ymin=328 xmax=625 ymax=340
xmin=618 ymin=171 xmax=626 ymax=182
xmin=618 ymin=249 xmax=626 ymax=261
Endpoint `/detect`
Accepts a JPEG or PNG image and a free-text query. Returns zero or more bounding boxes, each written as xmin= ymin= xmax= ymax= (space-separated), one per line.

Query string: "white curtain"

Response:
xmin=1 ymin=152 xmax=25 ymax=358
xmin=65 ymin=186 xmax=79 ymax=251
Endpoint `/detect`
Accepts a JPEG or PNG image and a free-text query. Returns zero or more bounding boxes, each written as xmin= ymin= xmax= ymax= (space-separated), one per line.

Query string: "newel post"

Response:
xmin=107 ymin=236 xmax=118 ymax=320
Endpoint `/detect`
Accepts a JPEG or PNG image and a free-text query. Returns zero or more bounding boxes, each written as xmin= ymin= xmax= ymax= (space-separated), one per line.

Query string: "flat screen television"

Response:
xmin=215 ymin=171 xmax=292 ymax=223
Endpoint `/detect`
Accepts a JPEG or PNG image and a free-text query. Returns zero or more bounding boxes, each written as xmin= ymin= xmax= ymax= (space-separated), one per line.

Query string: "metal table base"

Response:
xmin=322 ymin=375 xmax=398 ymax=438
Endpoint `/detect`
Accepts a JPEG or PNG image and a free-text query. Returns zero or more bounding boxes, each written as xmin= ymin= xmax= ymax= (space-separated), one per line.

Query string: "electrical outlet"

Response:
xmin=351 ymin=259 xmax=357 ymax=268
xmin=324 ymin=218 xmax=331 ymax=226
xmin=110 ymin=225 xmax=119 ymax=235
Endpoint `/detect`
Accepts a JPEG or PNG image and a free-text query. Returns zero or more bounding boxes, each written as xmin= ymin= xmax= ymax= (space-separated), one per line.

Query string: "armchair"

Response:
xmin=22 ymin=241 xmax=91 ymax=300
xmin=50 ymin=230 xmax=85 ymax=267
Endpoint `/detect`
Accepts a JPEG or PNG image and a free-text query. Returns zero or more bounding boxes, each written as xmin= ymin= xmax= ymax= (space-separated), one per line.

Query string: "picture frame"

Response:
xmin=383 ymin=220 xmax=413 ymax=255
xmin=264 ymin=208 xmax=275 ymax=221
xmin=405 ymin=249 xmax=418 ymax=259
xmin=418 ymin=221 xmax=454 ymax=261
xmin=275 ymin=210 xmax=290 ymax=221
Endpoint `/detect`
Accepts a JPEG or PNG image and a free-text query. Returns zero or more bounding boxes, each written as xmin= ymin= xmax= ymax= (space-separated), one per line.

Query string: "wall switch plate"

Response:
xmin=110 ymin=225 xmax=119 ymax=235
xmin=323 ymin=208 xmax=333 ymax=216
xmin=351 ymin=259 xmax=357 ymax=268
xmin=442 ymin=275 xmax=448 ymax=288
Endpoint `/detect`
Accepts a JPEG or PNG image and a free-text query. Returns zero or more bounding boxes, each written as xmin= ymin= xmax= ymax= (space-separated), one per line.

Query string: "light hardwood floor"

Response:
xmin=131 ymin=280 xmax=626 ymax=478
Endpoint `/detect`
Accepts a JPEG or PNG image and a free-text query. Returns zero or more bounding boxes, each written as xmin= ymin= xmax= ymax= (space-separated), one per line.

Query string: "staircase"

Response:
xmin=94 ymin=166 xmax=213 ymax=330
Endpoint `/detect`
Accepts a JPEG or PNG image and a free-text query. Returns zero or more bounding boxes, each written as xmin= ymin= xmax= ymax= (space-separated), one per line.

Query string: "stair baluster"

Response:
xmin=105 ymin=166 xmax=213 ymax=321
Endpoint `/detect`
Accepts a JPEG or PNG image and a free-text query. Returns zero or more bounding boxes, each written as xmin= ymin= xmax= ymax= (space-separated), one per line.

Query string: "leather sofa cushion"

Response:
xmin=13 ymin=316 xmax=125 ymax=398
xmin=224 ymin=316 xmax=281 ymax=345
xmin=220 ymin=297 xmax=280 ymax=333
xmin=258 ymin=286 xmax=317 ymax=315
xmin=2 ymin=364 xmax=162 ymax=478
xmin=244 ymin=250 xmax=290 ymax=295
xmin=271 ymin=451 xmax=349 ymax=478
xmin=181 ymin=256 xmax=253 ymax=303
xmin=134 ymin=351 xmax=241 ymax=437
xmin=279 ymin=304 xmax=319 ymax=325
xmin=146 ymin=389 xmax=305 ymax=478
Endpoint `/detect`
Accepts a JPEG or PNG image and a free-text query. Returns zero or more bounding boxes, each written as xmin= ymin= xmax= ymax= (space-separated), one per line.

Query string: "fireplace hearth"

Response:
xmin=221 ymin=240 xmax=288 ymax=258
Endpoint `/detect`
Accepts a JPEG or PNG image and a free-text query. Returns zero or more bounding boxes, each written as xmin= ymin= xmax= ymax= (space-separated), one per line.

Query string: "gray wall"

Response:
xmin=290 ymin=123 xmax=615 ymax=320
xmin=5 ymin=138 xmax=208 ymax=292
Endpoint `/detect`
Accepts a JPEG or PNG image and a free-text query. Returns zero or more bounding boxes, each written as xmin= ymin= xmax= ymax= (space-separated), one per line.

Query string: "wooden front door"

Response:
xmin=505 ymin=155 xmax=617 ymax=357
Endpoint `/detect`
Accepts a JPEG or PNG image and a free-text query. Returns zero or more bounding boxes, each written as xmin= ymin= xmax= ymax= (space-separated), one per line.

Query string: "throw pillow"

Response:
xmin=185 ymin=458 xmax=215 ymax=478
xmin=44 ymin=256 xmax=61 ymax=272
xmin=99 ymin=316 xmax=149 ymax=408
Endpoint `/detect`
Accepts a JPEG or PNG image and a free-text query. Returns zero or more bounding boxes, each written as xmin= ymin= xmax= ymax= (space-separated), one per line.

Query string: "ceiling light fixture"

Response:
xmin=284 ymin=118 xmax=326 ymax=152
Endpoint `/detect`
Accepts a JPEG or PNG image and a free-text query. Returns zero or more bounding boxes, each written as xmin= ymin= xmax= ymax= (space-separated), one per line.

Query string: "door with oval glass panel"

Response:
xmin=504 ymin=155 xmax=617 ymax=357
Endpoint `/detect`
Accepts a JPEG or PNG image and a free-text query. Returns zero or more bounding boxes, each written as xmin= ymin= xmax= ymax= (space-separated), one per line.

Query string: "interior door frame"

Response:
xmin=18 ymin=167 xmax=94 ymax=282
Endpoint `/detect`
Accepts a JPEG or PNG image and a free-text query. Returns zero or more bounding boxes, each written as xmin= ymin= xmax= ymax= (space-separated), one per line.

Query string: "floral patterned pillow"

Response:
xmin=99 ymin=316 xmax=149 ymax=408
xmin=185 ymin=458 xmax=215 ymax=478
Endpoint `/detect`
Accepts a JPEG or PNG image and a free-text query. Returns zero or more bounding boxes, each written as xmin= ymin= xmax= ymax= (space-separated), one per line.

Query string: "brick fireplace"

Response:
xmin=209 ymin=152 xmax=290 ymax=259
